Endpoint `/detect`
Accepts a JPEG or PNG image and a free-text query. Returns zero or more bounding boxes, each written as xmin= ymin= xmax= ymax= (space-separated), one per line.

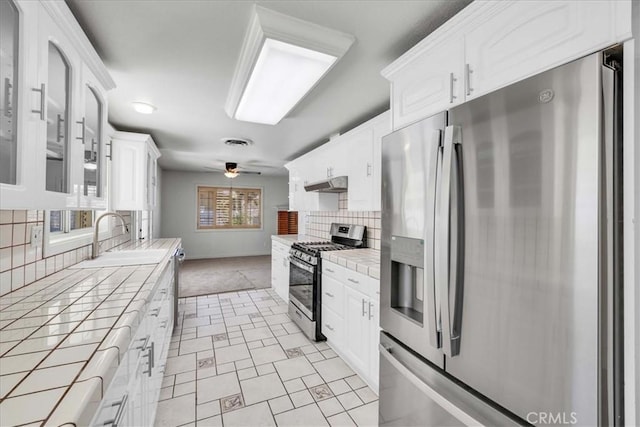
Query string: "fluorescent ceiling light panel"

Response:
xmin=235 ymin=39 xmax=336 ymax=125
xmin=225 ymin=6 xmax=354 ymax=126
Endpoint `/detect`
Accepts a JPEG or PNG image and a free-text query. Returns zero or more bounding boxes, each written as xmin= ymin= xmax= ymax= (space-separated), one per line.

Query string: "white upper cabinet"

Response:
xmin=382 ymin=0 xmax=633 ymax=131
xmin=110 ymin=132 xmax=160 ymax=211
xmin=346 ymin=111 xmax=390 ymax=212
xmin=464 ymin=1 xmax=631 ymax=101
xmin=286 ymin=155 xmax=339 ymax=212
xmin=389 ymin=38 xmax=463 ymax=129
xmin=286 ymin=110 xmax=390 ymax=212
xmin=0 ymin=0 xmax=115 ymax=210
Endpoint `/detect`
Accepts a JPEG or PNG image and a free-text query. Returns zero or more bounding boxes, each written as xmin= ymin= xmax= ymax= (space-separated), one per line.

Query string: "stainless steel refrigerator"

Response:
xmin=379 ymin=48 xmax=623 ymax=426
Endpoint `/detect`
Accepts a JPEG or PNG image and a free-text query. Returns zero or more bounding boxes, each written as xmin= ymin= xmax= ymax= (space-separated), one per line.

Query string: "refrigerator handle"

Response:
xmin=437 ymin=125 xmax=463 ymax=357
xmin=379 ymin=343 xmax=481 ymax=426
xmin=425 ymin=129 xmax=443 ymax=349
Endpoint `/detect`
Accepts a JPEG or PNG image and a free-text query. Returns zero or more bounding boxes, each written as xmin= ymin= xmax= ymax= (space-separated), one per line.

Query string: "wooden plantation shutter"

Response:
xmin=197 ymin=186 xmax=261 ymax=229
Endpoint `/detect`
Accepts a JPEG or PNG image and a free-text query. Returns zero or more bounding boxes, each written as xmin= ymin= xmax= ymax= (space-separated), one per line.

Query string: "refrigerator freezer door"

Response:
xmin=379 ymin=332 xmax=518 ymax=427
xmin=380 ymin=112 xmax=446 ymax=367
xmin=446 ymin=53 xmax=602 ymax=424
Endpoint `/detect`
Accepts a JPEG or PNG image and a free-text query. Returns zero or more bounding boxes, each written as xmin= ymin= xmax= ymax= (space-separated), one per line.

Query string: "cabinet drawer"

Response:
xmin=321 ymin=275 xmax=344 ymax=314
xmin=344 ymin=269 xmax=377 ymax=299
xmin=321 ymin=305 xmax=343 ymax=346
xmin=322 ymin=261 xmax=345 ymax=280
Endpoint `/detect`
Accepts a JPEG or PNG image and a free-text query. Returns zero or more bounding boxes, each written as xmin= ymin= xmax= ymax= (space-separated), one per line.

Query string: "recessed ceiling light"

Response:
xmin=132 ymin=102 xmax=156 ymax=114
xmin=225 ymin=6 xmax=354 ymax=126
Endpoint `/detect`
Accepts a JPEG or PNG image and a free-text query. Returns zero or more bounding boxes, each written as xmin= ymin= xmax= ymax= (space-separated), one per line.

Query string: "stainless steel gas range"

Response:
xmin=288 ymin=223 xmax=366 ymax=341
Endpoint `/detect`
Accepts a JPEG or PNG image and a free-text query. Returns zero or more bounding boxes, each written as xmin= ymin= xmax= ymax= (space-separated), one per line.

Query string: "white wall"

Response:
xmin=160 ymin=170 xmax=289 ymax=259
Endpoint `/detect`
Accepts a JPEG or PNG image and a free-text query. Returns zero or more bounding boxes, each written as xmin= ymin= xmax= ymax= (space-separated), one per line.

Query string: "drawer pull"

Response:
xmin=150 ymin=308 xmax=160 ymax=317
xmin=362 ymin=298 xmax=366 ymax=317
xmin=135 ymin=336 xmax=149 ymax=350
xmin=324 ymin=292 xmax=334 ymax=298
xmin=326 ymin=268 xmax=334 ymax=273
xmin=104 ymin=394 xmax=129 ymax=427
xmin=368 ymin=302 xmax=374 ymax=320
xmin=325 ymin=324 xmax=334 ymax=331
xmin=348 ymin=278 xmax=359 ymax=284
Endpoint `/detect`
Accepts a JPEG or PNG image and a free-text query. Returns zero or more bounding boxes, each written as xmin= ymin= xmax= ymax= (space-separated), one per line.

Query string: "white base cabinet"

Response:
xmin=90 ymin=259 xmax=174 ymax=427
xmin=271 ymin=241 xmax=290 ymax=302
xmin=321 ymin=260 xmax=380 ymax=392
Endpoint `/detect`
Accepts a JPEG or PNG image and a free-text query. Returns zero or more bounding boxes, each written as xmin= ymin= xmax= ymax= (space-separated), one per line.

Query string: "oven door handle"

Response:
xmin=290 ymin=258 xmax=315 ymax=274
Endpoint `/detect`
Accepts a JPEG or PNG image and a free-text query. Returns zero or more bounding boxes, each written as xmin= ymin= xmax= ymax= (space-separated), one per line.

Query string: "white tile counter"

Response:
xmin=0 ymin=238 xmax=181 ymax=427
xmin=322 ymin=248 xmax=381 ymax=280
xmin=270 ymin=234 xmax=319 ymax=246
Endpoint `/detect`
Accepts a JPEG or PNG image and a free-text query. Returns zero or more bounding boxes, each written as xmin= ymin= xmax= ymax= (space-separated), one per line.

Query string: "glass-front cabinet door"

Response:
xmin=78 ymin=64 xmax=108 ymax=209
xmin=36 ymin=4 xmax=82 ymax=208
xmin=0 ymin=0 xmax=19 ymax=186
xmin=45 ymin=42 xmax=70 ymax=193
xmin=83 ymin=86 xmax=101 ymax=197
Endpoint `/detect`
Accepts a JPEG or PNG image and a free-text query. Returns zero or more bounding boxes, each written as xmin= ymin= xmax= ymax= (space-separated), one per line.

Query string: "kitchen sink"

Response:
xmin=70 ymin=249 xmax=168 ymax=268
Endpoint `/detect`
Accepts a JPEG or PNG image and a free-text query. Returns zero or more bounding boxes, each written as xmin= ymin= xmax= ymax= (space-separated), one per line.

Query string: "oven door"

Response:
xmin=289 ymin=257 xmax=316 ymax=320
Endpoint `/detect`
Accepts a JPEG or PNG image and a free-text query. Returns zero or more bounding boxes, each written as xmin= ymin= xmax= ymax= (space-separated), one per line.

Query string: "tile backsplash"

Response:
xmin=305 ymin=193 xmax=381 ymax=250
xmin=0 ymin=210 xmax=131 ymax=296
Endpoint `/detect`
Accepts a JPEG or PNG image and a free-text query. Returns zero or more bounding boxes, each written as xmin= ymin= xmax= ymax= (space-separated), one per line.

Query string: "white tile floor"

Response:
xmin=157 ymin=289 xmax=378 ymax=427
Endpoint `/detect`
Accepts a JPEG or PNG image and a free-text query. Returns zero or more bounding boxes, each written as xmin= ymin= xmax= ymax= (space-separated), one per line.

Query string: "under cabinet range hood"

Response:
xmin=304 ymin=176 xmax=348 ymax=192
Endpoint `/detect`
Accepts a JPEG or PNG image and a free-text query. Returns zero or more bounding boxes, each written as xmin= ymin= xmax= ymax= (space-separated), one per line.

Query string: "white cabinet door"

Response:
xmin=344 ymin=286 xmax=370 ymax=376
xmin=368 ymin=298 xmax=379 ymax=393
xmin=371 ymin=113 xmax=390 ymax=212
xmin=77 ymin=64 xmax=108 ymax=209
xmin=110 ymin=137 xmax=145 ymax=210
xmin=110 ymin=132 xmax=160 ymax=211
xmin=464 ymin=1 xmax=622 ymax=100
xmin=37 ymin=4 xmax=83 ymax=209
xmin=391 ymin=37 xmax=463 ymax=130
xmin=345 ymin=127 xmax=374 ymax=212
xmin=271 ymin=242 xmax=290 ymax=302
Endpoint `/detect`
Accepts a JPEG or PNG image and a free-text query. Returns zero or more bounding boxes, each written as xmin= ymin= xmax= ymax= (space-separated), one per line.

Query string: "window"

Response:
xmin=197 ymin=186 xmax=262 ymax=230
xmin=49 ymin=210 xmax=93 ymax=234
xmin=44 ymin=210 xmax=109 ymax=257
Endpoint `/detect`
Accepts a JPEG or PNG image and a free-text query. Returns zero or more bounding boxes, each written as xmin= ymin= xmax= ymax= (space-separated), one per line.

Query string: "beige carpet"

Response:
xmin=178 ymin=255 xmax=272 ymax=298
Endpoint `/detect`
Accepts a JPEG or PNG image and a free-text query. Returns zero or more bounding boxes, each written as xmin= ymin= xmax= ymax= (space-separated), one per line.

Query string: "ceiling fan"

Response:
xmin=204 ymin=162 xmax=261 ymax=178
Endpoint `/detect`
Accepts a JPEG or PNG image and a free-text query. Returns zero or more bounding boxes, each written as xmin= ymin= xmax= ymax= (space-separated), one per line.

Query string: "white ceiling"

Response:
xmin=66 ymin=0 xmax=470 ymax=176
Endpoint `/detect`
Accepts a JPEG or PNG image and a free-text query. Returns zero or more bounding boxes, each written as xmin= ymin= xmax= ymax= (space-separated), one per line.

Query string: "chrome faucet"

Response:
xmin=92 ymin=212 xmax=130 ymax=259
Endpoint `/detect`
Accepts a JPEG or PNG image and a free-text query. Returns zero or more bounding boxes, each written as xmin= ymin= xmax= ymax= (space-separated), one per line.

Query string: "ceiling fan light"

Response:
xmin=132 ymin=102 xmax=157 ymax=114
xmin=224 ymin=171 xmax=239 ymax=178
xmin=83 ymin=162 xmax=97 ymax=170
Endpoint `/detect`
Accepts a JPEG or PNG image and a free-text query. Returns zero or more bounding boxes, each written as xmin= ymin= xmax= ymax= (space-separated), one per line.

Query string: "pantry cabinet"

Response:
xmin=383 ymin=0 xmax=633 ymax=131
xmin=0 ymin=0 xmax=115 ymax=210
xmin=321 ymin=260 xmax=380 ymax=392
xmin=110 ymin=132 xmax=160 ymax=211
xmin=271 ymin=240 xmax=290 ymax=302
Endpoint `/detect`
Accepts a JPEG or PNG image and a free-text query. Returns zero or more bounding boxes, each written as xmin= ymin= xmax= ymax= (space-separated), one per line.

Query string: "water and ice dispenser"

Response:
xmin=389 ymin=236 xmax=425 ymax=325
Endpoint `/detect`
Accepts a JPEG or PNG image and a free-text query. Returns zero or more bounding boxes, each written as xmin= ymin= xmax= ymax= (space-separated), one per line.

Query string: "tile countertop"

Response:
xmin=322 ymin=248 xmax=381 ymax=280
xmin=0 ymin=238 xmax=181 ymax=427
xmin=271 ymin=234 xmax=320 ymax=246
